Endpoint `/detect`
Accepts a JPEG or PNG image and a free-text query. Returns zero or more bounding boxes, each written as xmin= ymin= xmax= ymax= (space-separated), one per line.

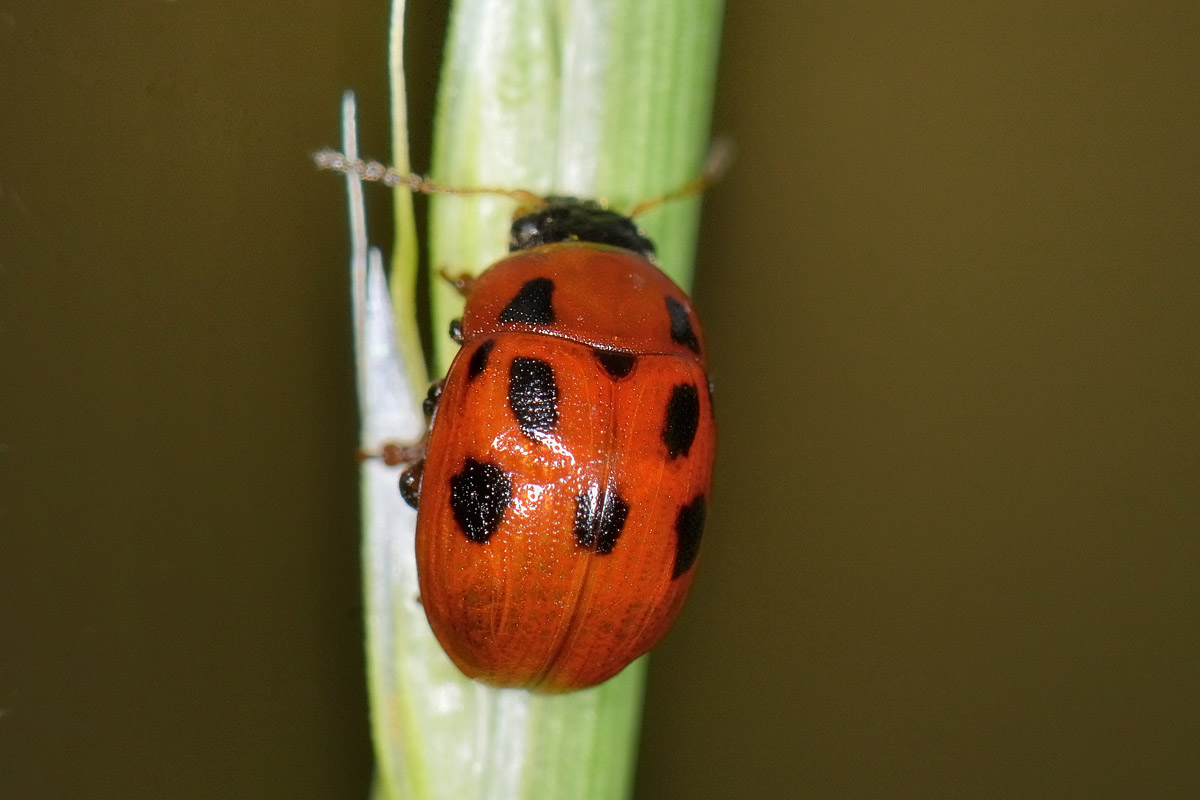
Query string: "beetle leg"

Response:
xmin=438 ymin=266 xmax=477 ymax=297
xmin=422 ymin=380 xmax=445 ymax=418
xmin=398 ymin=460 xmax=425 ymax=509
xmin=357 ymin=437 xmax=427 ymax=467
xmin=357 ymin=378 xmax=444 ymax=507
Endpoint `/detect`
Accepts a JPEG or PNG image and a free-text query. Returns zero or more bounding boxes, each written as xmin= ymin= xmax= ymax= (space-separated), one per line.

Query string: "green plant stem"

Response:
xmin=369 ymin=2 xmax=724 ymax=798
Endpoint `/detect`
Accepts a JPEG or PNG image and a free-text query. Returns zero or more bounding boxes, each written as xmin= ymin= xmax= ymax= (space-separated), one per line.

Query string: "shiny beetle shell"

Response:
xmin=412 ymin=205 xmax=714 ymax=693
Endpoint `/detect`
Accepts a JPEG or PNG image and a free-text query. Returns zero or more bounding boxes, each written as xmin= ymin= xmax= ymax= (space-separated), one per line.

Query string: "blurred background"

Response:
xmin=3 ymin=2 xmax=1197 ymax=797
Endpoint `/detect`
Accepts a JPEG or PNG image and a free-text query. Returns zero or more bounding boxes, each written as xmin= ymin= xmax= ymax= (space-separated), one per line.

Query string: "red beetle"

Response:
xmin=401 ymin=198 xmax=715 ymax=692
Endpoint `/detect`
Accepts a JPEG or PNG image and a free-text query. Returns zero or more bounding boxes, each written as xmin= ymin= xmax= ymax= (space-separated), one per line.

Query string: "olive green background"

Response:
xmin=3 ymin=2 xmax=1197 ymax=798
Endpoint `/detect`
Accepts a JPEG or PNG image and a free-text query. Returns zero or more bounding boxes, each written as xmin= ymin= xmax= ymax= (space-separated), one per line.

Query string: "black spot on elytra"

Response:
xmin=666 ymin=296 xmax=700 ymax=353
xmin=499 ymin=277 xmax=555 ymax=325
xmin=662 ymin=384 xmax=701 ymax=459
xmin=508 ymin=357 xmax=559 ymax=439
xmin=398 ymin=461 xmax=424 ymax=509
xmin=574 ymin=485 xmax=630 ymax=555
xmin=449 ymin=458 xmax=512 ymax=543
xmin=672 ymin=494 xmax=706 ymax=578
xmin=449 ymin=318 xmax=464 ymax=344
xmin=593 ymin=349 xmax=637 ymax=379
xmin=468 ymin=339 xmax=495 ymax=380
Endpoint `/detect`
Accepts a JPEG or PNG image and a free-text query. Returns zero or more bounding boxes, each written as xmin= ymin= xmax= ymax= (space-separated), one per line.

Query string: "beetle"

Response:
xmin=400 ymin=196 xmax=715 ymax=692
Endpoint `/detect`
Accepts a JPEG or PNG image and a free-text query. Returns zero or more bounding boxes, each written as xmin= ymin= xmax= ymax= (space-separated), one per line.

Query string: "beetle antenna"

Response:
xmin=626 ymin=137 xmax=734 ymax=219
xmin=314 ymin=149 xmax=546 ymax=208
